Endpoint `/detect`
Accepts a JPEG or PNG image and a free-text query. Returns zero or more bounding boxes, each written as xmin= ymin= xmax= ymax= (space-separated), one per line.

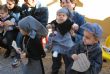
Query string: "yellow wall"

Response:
xmin=85 ymin=17 xmax=110 ymax=38
xmin=76 ymin=0 xmax=110 ymax=38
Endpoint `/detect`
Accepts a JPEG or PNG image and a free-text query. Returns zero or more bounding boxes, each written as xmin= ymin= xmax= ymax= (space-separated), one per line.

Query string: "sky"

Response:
xmin=76 ymin=0 xmax=110 ymax=20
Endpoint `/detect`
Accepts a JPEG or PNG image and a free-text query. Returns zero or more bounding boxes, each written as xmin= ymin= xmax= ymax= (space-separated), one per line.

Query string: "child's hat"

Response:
xmin=81 ymin=22 xmax=103 ymax=38
xmin=57 ymin=7 xmax=71 ymax=17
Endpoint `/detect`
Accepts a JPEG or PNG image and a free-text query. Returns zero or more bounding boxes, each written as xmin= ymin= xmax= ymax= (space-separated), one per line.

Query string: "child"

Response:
xmin=18 ymin=16 xmax=47 ymax=74
xmin=16 ymin=0 xmax=48 ymax=48
xmin=60 ymin=0 xmax=86 ymax=42
xmin=46 ymin=7 xmax=74 ymax=74
xmin=0 ymin=5 xmax=17 ymax=58
xmin=15 ymin=0 xmax=48 ymax=61
xmin=67 ymin=23 xmax=103 ymax=74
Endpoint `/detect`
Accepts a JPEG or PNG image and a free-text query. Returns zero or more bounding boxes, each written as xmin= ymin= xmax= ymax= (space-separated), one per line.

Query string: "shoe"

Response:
xmin=11 ymin=58 xmax=21 ymax=68
xmin=51 ymin=71 xmax=59 ymax=74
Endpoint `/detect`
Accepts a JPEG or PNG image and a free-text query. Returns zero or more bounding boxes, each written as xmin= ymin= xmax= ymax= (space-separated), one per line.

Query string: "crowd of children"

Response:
xmin=0 ymin=0 xmax=103 ymax=74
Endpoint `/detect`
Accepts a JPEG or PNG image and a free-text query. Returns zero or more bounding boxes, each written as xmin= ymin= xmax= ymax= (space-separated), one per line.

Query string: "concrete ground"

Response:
xmin=0 ymin=48 xmax=110 ymax=74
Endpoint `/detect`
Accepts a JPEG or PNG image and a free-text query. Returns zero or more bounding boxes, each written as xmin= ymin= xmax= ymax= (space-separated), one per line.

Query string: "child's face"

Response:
xmin=6 ymin=0 xmax=15 ymax=9
xmin=0 ymin=10 xmax=8 ymax=19
xmin=19 ymin=28 xmax=28 ymax=35
xmin=83 ymin=30 xmax=98 ymax=45
xmin=56 ymin=12 xmax=68 ymax=23
xmin=60 ymin=0 xmax=76 ymax=10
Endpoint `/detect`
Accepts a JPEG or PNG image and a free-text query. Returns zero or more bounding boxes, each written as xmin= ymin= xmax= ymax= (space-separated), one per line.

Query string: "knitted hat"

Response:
xmin=18 ymin=16 xmax=48 ymax=39
xmin=81 ymin=22 xmax=103 ymax=38
xmin=57 ymin=7 xmax=71 ymax=17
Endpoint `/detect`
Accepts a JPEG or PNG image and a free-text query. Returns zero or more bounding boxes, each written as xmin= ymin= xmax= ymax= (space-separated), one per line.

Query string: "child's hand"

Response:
xmin=4 ymin=20 xmax=14 ymax=26
xmin=70 ymin=29 xmax=76 ymax=36
xmin=20 ymin=52 xmax=27 ymax=59
xmin=72 ymin=23 xmax=79 ymax=31
xmin=0 ymin=21 xmax=4 ymax=27
xmin=71 ymin=54 xmax=79 ymax=61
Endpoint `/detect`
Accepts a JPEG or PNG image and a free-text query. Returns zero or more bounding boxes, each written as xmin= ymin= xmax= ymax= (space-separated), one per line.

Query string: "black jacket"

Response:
xmin=21 ymin=35 xmax=46 ymax=60
xmin=20 ymin=4 xmax=48 ymax=27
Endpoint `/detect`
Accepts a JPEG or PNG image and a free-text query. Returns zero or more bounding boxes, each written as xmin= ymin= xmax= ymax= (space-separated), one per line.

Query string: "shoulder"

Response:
xmin=73 ymin=11 xmax=84 ymax=18
xmin=21 ymin=4 xmax=28 ymax=10
xmin=36 ymin=0 xmax=47 ymax=7
xmin=11 ymin=6 xmax=22 ymax=13
xmin=35 ymin=7 xmax=48 ymax=13
xmin=16 ymin=6 xmax=22 ymax=12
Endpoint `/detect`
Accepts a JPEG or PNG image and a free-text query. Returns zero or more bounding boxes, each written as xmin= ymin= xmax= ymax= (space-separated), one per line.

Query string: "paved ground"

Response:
xmin=0 ymin=55 xmax=23 ymax=74
xmin=0 ymin=49 xmax=110 ymax=74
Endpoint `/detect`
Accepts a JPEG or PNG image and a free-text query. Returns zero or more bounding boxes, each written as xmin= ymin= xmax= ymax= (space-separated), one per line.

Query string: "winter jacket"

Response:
xmin=20 ymin=4 xmax=48 ymax=27
xmin=68 ymin=42 xmax=102 ymax=74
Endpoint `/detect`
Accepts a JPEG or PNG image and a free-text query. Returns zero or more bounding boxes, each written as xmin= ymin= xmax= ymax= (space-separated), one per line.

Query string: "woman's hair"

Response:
xmin=7 ymin=0 xmax=19 ymax=4
xmin=0 ymin=5 xmax=8 ymax=13
xmin=60 ymin=0 xmax=76 ymax=3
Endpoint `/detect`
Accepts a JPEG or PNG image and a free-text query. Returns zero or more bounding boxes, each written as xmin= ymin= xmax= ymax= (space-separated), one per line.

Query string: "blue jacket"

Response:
xmin=8 ymin=5 xmax=22 ymax=23
xmin=20 ymin=4 xmax=48 ymax=27
xmin=71 ymin=11 xmax=86 ymax=42
xmin=68 ymin=42 xmax=102 ymax=74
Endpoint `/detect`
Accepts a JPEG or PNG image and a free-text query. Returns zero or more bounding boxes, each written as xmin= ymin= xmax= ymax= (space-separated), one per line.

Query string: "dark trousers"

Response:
xmin=52 ymin=53 xmax=71 ymax=74
xmin=0 ymin=30 xmax=18 ymax=57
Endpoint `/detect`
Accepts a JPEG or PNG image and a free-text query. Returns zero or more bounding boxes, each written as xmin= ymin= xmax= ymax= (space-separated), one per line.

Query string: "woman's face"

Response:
xmin=60 ymin=0 xmax=76 ymax=10
xmin=56 ymin=13 xmax=68 ymax=23
xmin=6 ymin=0 xmax=15 ymax=9
xmin=83 ymin=30 xmax=98 ymax=45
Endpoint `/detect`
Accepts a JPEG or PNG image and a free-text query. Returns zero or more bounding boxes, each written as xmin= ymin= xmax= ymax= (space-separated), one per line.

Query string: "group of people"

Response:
xmin=0 ymin=0 xmax=103 ymax=74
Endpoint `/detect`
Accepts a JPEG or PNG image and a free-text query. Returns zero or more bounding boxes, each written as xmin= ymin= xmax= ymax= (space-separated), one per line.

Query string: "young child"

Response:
xmin=18 ymin=16 xmax=47 ymax=74
xmin=15 ymin=0 xmax=48 ymax=61
xmin=0 ymin=5 xmax=17 ymax=58
xmin=67 ymin=23 xmax=103 ymax=74
xmin=60 ymin=0 xmax=86 ymax=42
xmin=46 ymin=7 xmax=74 ymax=74
xmin=16 ymin=0 xmax=48 ymax=48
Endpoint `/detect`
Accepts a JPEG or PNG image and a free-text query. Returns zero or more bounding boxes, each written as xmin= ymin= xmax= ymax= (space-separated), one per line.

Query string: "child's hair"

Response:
xmin=7 ymin=0 xmax=19 ymax=5
xmin=0 ymin=5 xmax=8 ymax=13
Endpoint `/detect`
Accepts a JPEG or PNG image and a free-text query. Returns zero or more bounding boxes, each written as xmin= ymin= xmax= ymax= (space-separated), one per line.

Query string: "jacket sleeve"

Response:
xmin=90 ymin=48 xmax=103 ymax=74
xmin=67 ymin=43 xmax=80 ymax=57
xmin=74 ymin=12 xmax=86 ymax=27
